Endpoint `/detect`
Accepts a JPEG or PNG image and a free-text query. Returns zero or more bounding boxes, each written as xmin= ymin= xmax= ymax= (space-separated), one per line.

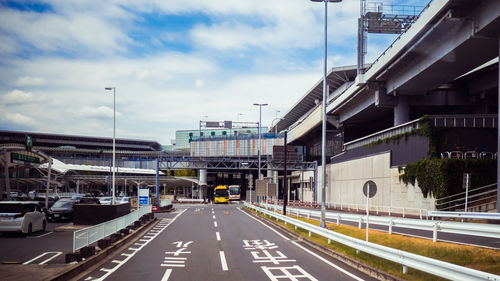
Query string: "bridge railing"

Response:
xmin=246 ymin=203 xmax=500 ymax=281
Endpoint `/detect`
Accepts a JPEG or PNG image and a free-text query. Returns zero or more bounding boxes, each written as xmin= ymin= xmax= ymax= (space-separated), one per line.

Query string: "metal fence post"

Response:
xmin=389 ymin=218 xmax=393 ymax=235
xmin=433 ymin=222 xmax=438 ymax=242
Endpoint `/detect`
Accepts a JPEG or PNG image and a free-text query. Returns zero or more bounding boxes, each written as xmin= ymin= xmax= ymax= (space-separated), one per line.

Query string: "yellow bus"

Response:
xmin=214 ymin=185 xmax=229 ymax=204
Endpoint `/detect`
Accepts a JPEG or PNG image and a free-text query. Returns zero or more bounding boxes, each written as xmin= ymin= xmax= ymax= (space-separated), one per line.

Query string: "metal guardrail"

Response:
xmin=247 ymin=203 xmax=500 ymax=281
xmin=262 ymin=203 xmax=500 ymax=242
xmin=73 ymin=205 xmax=152 ymax=252
xmin=285 ymin=199 xmax=427 ymax=218
xmin=429 ymin=211 xmax=500 ymax=221
xmin=177 ymin=198 xmax=204 ymax=203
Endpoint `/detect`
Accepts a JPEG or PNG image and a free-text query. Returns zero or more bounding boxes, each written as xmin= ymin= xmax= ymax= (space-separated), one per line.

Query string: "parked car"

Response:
xmin=78 ymin=197 xmax=100 ymax=204
xmin=116 ymin=197 xmax=130 ymax=204
xmin=46 ymin=198 xmax=77 ymax=222
xmin=98 ymin=196 xmax=112 ymax=205
xmin=34 ymin=195 xmax=59 ymax=208
xmin=0 ymin=201 xmax=47 ymax=235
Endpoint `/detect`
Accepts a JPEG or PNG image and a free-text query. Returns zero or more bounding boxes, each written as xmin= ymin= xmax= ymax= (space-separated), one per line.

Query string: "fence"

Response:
xmin=284 ymin=199 xmax=427 ymax=218
xmin=247 ymin=203 xmax=500 ymax=281
xmin=261 ymin=203 xmax=500 ymax=242
xmin=73 ymin=205 xmax=152 ymax=252
xmin=436 ymin=183 xmax=497 ymax=212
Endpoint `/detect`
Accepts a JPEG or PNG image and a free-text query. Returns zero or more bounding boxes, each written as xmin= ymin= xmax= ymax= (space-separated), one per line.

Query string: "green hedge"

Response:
xmin=399 ymin=159 xmax=496 ymax=198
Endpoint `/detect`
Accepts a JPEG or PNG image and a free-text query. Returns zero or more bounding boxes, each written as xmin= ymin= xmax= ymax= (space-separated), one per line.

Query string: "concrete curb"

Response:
xmin=45 ymin=216 xmax=158 ymax=281
xmin=243 ymin=208 xmax=403 ymax=281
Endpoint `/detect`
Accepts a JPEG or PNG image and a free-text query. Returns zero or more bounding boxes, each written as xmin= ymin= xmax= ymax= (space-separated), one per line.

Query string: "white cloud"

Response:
xmin=195 ymin=79 xmax=205 ymax=88
xmin=3 ymin=113 xmax=37 ymax=127
xmin=80 ymin=106 xmax=121 ymax=119
xmin=1 ymin=89 xmax=34 ymax=105
xmin=14 ymin=76 xmax=47 ymax=86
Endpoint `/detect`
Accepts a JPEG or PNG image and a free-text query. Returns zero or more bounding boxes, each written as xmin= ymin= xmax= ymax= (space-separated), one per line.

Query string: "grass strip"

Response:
xmin=248 ymin=207 xmax=500 ymax=281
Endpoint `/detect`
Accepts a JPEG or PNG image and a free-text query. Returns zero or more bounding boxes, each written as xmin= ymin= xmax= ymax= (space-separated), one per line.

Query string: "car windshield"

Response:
xmin=0 ymin=203 xmax=35 ymax=213
xmin=51 ymin=200 xmax=74 ymax=208
xmin=215 ymin=189 xmax=228 ymax=197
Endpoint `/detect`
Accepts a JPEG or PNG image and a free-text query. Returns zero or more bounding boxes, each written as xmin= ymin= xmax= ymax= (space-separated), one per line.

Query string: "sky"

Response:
xmin=0 ymin=0 xmax=428 ymax=145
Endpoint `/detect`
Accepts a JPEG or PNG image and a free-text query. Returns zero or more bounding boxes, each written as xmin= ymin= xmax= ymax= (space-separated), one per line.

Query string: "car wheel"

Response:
xmin=42 ymin=220 xmax=46 ymax=232
xmin=27 ymin=224 xmax=33 ymax=236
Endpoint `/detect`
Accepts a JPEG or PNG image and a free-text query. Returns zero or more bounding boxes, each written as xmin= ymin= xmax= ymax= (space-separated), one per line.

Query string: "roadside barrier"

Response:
xmin=262 ymin=203 xmax=500 ymax=242
xmin=73 ymin=205 xmax=152 ymax=252
xmin=246 ymin=203 xmax=500 ymax=281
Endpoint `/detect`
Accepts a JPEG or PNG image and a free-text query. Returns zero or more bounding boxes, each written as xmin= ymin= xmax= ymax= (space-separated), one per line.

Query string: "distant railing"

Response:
xmin=73 ymin=205 xmax=152 ymax=252
xmin=285 ymin=200 xmax=428 ymax=218
xmin=344 ymin=118 xmax=422 ymax=150
xmin=436 ymin=183 xmax=497 ymax=212
xmin=428 ymin=114 xmax=497 ymax=128
xmin=247 ymin=203 xmax=500 ymax=281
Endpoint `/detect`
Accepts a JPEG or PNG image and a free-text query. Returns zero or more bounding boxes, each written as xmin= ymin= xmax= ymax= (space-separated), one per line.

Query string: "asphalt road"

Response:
xmin=0 ymin=222 xmax=71 ymax=264
xmin=78 ymin=204 xmax=376 ymax=281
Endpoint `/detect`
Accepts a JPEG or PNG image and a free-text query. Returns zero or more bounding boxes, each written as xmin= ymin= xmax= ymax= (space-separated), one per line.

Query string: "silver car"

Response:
xmin=0 ymin=201 xmax=47 ymax=235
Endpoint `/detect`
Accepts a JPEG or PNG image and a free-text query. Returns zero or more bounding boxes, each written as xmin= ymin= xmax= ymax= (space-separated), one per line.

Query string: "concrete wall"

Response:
xmin=327 ymin=152 xmax=435 ymax=214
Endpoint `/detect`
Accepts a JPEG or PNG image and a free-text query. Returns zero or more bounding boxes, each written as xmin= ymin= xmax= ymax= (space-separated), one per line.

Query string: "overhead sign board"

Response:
xmin=256 ymin=180 xmax=266 ymax=196
xmin=139 ymin=188 xmax=150 ymax=205
xmin=11 ymin=152 xmax=40 ymax=164
xmin=267 ymin=183 xmax=277 ymax=197
xmin=272 ymin=146 xmax=300 ymax=161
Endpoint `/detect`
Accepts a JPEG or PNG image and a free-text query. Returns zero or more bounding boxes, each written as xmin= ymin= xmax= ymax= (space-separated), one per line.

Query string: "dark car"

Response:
xmin=33 ymin=195 xmax=59 ymax=208
xmin=78 ymin=197 xmax=100 ymax=204
xmin=46 ymin=198 xmax=77 ymax=222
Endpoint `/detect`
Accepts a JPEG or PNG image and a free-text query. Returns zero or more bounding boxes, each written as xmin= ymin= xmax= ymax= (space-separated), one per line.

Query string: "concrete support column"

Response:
xmin=199 ymin=169 xmax=207 ymax=186
xmin=497 ymin=36 xmax=500 ymax=213
xmin=394 ymin=96 xmax=410 ymax=126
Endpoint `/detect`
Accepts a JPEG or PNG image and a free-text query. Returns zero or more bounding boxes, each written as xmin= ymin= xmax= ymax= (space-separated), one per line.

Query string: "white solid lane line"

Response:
xmin=27 ymin=231 xmax=53 ymax=239
xmin=219 ymin=251 xmax=229 ymax=271
xmin=216 ymin=231 xmax=221 ymax=241
xmin=161 ymin=269 xmax=173 ymax=281
xmin=238 ymin=208 xmax=289 ymax=240
xmin=23 ymin=251 xmax=62 ymax=265
xmin=290 ymin=241 xmax=364 ymax=281
xmin=239 ymin=207 xmax=365 ymax=281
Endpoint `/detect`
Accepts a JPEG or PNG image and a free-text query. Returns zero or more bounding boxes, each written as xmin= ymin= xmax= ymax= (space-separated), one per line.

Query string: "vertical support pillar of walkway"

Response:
xmin=155 ymin=158 xmax=159 ymax=199
xmin=497 ymin=36 xmax=500 ymax=213
xmin=313 ymin=161 xmax=318 ymax=204
xmin=199 ymin=169 xmax=207 ymax=202
xmin=394 ymin=96 xmax=410 ymax=126
xmin=3 ymin=149 xmax=10 ymax=200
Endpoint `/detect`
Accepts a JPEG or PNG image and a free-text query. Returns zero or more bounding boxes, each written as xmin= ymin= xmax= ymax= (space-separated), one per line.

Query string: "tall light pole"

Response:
xmin=237 ymin=113 xmax=243 ymax=122
xmin=105 ymin=87 xmax=116 ymax=205
xmin=271 ymin=117 xmax=284 ymax=136
xmin=253 ymin=103 xmax=268 ymax=203
xmin=311 ymin=0 xmax=342 ymax=228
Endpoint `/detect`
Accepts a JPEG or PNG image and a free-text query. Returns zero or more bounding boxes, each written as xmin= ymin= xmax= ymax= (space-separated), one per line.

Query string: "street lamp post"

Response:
xmin=271 ymin=117 xmax=284 ymax=136
xmin=311 ymin=0 xmax=342 ymax=228
xmin=253 ymin=103 xmax=268 ymax=203
xmin=105 ymin=87 xmax=116 ymax=205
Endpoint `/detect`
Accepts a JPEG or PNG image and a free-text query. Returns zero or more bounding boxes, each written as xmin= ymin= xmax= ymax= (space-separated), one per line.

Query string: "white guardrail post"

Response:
xmin=245 ymin=203 xmax=500 ymax=281
xmin=73 ymin=205 xmax=152 ymax=252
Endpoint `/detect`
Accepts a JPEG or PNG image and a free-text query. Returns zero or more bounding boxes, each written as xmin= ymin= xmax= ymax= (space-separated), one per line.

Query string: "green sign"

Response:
xmin=11 ymin=153 xmax=40 ymax=164
xmin=26 ymin=135 xmax=33 ymax=150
